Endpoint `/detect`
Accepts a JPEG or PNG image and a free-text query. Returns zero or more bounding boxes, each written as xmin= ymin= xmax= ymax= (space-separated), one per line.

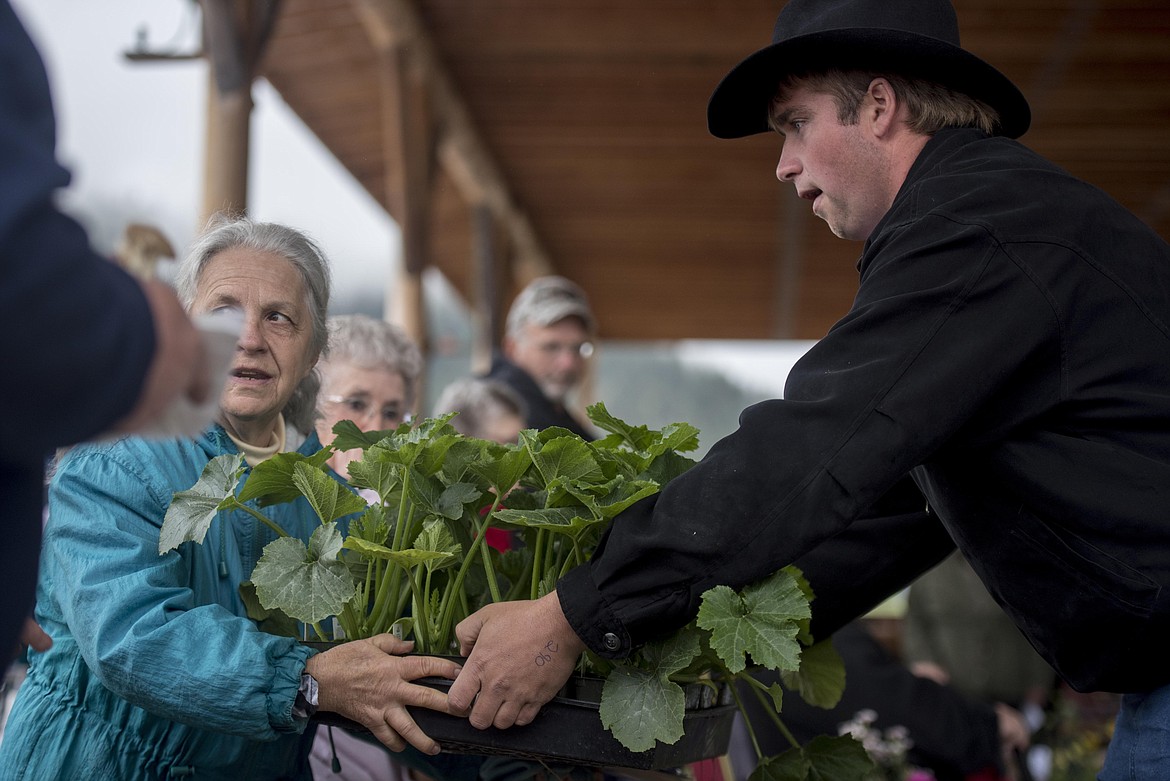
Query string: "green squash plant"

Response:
xmin=160 ymin=403 xmax=875 ymax=780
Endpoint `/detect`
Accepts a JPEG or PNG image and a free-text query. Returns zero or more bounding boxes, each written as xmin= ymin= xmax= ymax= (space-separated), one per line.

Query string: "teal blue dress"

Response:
xmin=0 ymin=426 xmax=333 ymax=780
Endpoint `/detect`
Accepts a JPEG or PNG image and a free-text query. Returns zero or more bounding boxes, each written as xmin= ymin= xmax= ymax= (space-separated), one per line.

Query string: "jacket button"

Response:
xmin=602 ymin=632 xmax=620 ymax=651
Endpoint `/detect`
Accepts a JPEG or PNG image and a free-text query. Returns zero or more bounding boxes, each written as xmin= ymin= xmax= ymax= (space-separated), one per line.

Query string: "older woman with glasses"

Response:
xmin=0 ymin=215 xmax=459 ymax=781
xmin=315 ymin=313 xmax=423 ymax=481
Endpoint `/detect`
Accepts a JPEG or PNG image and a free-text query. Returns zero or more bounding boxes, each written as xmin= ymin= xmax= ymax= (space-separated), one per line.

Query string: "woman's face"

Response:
xmin=317 ymin=360 xmax=409 ymax=476
xmin=191 ymin=247 xmax=318 ymax=444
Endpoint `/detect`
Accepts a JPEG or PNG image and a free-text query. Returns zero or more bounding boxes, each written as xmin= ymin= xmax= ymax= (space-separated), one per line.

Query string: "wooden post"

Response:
xmin=199 ymin=0 xmax=283 ymax=223
xmin=202 ymin=83 xmax=251 ymax=221
xmin=470 ymin=204 xmax=510 ymax=375
xmin=378 ymin=39 xmax=434 ymax=411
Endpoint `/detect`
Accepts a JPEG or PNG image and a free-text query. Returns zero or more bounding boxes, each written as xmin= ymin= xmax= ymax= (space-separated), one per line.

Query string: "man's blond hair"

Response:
xmin=769 ymin=69 xmax=1001 ymax=136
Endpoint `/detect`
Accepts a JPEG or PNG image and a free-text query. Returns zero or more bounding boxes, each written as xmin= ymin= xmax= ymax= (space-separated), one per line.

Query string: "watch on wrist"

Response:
xmin=292 ymin=670 xmax=319 ymax=721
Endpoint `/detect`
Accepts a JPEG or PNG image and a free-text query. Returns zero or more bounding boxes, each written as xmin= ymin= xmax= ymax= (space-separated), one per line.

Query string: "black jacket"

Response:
xmin=485 ymin=356 xmax=594 ymax=439
xmin=559 ymin=128 xmax=1170 ymax=694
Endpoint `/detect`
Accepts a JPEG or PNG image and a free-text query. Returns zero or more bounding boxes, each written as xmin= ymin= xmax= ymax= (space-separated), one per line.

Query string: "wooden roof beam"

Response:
xmin=349 ymin=0 xmax=553 ymax=283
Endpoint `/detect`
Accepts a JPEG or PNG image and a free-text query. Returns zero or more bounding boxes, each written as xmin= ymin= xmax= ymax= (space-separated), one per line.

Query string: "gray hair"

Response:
xmin=504 ymin=276 xmax=596 ymax=341
xmin=321 ymin=314 xmax=423 ymax=408
xmin=175 ymin=213 xmax=332 ymax=434
xmin=432 ymin=377 xmax=527 ymax=439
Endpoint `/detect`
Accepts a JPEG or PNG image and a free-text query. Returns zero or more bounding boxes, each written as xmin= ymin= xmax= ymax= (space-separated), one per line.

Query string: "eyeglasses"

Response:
xmin=322 ymin=395 xmax=406 ymax=427
xmin=534 ymin=340 xmax=594 ymax=359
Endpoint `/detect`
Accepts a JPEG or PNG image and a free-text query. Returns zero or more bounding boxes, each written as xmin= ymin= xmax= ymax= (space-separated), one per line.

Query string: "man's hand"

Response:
xmin=449 ymin=590 xmax=585 ymax=730
xmin=108 ymin=280 xmax=208 ymax=436
xmin=305 ymin=634 xmax=462 ymax=755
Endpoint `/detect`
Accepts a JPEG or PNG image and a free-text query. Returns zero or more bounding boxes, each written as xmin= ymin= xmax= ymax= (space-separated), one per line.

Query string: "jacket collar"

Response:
xmin=857 ymin=127 xmax=991 ymax=273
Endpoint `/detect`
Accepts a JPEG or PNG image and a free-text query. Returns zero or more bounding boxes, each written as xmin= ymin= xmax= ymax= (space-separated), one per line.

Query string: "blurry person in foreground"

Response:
xmin=0 ymin=0 xmax=208 ymax=660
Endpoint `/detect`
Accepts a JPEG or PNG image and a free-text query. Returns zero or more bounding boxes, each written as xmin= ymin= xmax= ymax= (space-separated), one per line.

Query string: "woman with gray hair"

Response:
xmin=316 ymin=313 xmax=423 ymax=479
xmin=0 ymin=215 xmax=460 ymax=780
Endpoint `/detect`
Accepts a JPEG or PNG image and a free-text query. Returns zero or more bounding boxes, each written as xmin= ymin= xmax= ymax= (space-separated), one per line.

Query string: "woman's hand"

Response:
xmin=305 ymin=634 xmax=462 ymax=755
xmin=18 ymin=618 xmax=51 ymax=654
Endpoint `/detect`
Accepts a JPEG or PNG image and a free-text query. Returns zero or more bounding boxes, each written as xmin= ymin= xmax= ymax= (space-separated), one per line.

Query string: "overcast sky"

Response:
xmin=10 ymin=0 xmax=399 ymax=307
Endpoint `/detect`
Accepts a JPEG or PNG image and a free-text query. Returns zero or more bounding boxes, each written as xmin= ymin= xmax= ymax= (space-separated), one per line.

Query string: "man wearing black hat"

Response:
xmin=449 ymin=2 xmax=1170 ymax=776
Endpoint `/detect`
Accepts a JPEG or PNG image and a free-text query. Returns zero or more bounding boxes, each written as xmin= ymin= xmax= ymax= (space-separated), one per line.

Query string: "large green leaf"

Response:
xmin=439 ymin=439 xmax=492 ymax=486
xmin=290 ymin=461 xmax=369 ymax=524
xmin=346 ymin=451 xmax=402 ymax=500
xmin=238 ymin=580 xmax=298 ymax=638
xmin=237 ymin=450 xmax=332 ymax=506
xmin=342 ymin=536 xmax=456 ymax=569
xmin=348 ymin=503 xmax=389 ymax=545
xmin=329 ymin=418 xmax=402 ymax=452
xmin=160 ymin=453 xmax=244 ymax=554
xmin=745 ymin=736 xmax=874 ymax=781
xmin=640 ymin=450 xmax=698 ymax=487
xmin=598 ymin=667 xmax=685 ymax=753
xmin=780 ymin=637 xmax=845 ymax=709
xmin=651 ymin=422 xmax=701 ymax=456
xmin=417 ymin=432 xmax=462 ymax=477
xmin=593 ymin=477 xmax=660 ymax=519
xmin=586 ymin=402 xmax=700 ymax=462
xmin=749 ymin=751 xmax=809 ymax=781
xmin=252 ymin=522 xmax=355 ymax=624
xmin=696 ymin=569 xmax=810 ymax=674
xmin=522 ymin=431 xmax=604 ymax=486
xmin=598 ymin=633 xmax=699 ymax=752
xmin=470 ymin=445 xmax=533 ymax=492
xmin=408 ymin=470 xmax=480 ymax=521
xmin=587 ymin=402 xmax=656 ymax=451
xmin=492 ymin=506 xmax=606 ymax=537
xmin=803 ymin=735 xmax=875 ymax=781
xmin=784 ymin=565 xmax=816 ymax=645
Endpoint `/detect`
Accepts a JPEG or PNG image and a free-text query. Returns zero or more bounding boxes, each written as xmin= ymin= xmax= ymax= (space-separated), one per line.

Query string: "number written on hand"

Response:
xmin=534 ymin=639 xmax=559 ymax=667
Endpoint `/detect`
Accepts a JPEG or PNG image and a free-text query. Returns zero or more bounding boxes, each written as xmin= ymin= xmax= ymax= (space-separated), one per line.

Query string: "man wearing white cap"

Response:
xmin=448 ymin=2 xmax=1170 ymax=776
xmin=486 ymin=275 xmax=596 ymax=439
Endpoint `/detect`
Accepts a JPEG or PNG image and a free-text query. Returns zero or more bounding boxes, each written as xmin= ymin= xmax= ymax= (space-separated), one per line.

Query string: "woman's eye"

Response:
xmin=346 ymin=399 xmax=370 ymax=414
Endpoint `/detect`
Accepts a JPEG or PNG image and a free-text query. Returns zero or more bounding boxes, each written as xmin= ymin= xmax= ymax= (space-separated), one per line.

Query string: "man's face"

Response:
xmin=771 ymin=84 xmax=891 ymax=241
xmin=506 ymin=318 xmax=591 ymax=404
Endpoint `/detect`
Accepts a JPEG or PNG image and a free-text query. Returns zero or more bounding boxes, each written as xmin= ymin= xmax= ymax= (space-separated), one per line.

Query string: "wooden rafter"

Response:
xmin=349 ymin=0 xmax=553 ymax=285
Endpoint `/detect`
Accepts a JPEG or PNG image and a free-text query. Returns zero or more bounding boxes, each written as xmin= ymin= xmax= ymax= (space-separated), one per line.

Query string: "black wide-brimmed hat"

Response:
xmin=707 ymin=0 xmax=1031 ymax=139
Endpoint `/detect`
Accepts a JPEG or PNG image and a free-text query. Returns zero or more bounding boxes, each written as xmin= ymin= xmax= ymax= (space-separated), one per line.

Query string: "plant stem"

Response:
xmin=408 ymin=567 xmax=429 ymax=652
xmin=384 ymin=472 xmax=412 ymax=631
xmin=435 ymin=508 xmax=494 ymax=645
xmin=478 ymin=499 xmax=503 ymax=603
xmin=390 ymin=469 xmax=411 ymax=550
xmin=530 ymin=529 xmax=546 ymax=600
xmin=727 ymin=678 xmax=764 ymax=761
xmin=230 ymin=500 xmax=289 ymax=538
xmin=745 ymin=675 xmax=801 ymax=750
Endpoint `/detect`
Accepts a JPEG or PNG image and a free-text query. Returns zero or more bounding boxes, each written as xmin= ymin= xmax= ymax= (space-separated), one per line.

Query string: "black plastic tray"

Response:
xmin=312 ymin=668 xmax=736 ymax=770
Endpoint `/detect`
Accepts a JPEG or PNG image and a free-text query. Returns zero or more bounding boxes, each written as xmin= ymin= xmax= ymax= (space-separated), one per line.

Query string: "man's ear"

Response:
xmin=865 ymin=77 xmax=900 ymax=137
